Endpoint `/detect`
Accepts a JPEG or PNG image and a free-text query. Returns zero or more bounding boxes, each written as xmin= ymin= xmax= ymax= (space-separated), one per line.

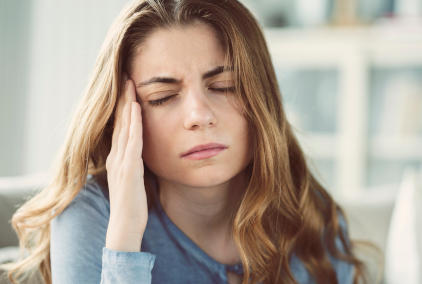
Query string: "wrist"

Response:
xmin=105 ymin=223 xmax=144 ymax=252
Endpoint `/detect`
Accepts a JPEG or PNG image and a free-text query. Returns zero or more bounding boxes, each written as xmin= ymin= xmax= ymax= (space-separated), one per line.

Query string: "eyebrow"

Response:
xmin=136 ymin=65 xmax=234 ymax=88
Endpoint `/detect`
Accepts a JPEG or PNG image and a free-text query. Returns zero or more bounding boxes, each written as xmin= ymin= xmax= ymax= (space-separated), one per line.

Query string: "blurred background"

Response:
xmin=1 ymin=0 xmax=422 ymax=283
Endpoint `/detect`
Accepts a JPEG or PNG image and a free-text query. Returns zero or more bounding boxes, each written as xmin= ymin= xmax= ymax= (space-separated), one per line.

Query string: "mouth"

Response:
xmin=181 ymin=143 xmax=228 ymax=160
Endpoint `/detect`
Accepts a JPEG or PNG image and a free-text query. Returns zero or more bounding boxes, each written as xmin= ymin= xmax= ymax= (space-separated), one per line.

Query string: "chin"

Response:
xmin=178 ymin=170 xmax=235 ymax=188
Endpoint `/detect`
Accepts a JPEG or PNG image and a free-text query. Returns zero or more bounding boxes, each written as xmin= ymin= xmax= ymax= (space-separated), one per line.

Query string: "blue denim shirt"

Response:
xmin=50 ymin=175 xmax=354 ymax=283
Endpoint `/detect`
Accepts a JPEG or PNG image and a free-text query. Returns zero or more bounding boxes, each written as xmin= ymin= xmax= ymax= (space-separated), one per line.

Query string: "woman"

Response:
xmin=1 ymin=0 xmax=368 ymax=283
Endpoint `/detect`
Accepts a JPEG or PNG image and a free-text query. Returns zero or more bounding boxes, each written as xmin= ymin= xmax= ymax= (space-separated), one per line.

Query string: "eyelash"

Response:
xmin=148 ymin=87 xmax=236 ymax=107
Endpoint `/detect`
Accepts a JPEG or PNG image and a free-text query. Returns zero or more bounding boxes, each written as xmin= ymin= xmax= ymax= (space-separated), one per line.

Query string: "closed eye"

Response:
xmin=148 ymin=86 xmax=235 ymax=107
xmin=210 ymin=86 xmax=236 ymax=93
xmin=148 ymin=94 xmax=176 ymax=106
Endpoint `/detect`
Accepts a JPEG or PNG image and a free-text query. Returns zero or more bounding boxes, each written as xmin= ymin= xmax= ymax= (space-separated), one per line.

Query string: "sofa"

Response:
xmin=0 ymin=174 xmax=46 ymax=284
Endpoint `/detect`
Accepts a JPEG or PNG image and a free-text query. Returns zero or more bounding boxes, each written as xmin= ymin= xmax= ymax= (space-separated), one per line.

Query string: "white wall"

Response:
xmin=2 ymin=0 xmax=128 ymax=175
xmin=0 ymin=1 xmax=32 ymax=176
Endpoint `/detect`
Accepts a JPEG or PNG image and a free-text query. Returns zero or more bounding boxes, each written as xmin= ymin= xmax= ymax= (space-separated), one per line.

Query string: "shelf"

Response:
xmin=292 ymin=131 xmax=422 ymax=161
xmin=369 ymin=136 xmax=422 ymax=159
xmin=264 ymin=25 xmax=422 ymax=68
xmin=266 ymin=24 xmax=422 ymax=194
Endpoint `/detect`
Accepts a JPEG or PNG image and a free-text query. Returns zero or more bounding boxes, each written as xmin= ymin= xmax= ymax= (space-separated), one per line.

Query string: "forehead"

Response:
xmin=131 ymin=21 xmax=226 ymax=77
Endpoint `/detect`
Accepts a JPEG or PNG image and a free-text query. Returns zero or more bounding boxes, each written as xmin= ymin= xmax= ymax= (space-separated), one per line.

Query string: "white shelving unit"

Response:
xmin=264 ymin=24 xmax=422 ymax=200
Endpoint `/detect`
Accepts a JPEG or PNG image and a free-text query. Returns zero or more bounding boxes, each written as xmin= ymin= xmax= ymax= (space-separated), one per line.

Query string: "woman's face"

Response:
xmin=130 ymin=20 xmax=252 ymax=188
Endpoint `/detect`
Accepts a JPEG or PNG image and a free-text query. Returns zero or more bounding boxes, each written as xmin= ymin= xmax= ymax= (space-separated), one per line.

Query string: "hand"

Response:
xmin=105 ymin=75 xmax=147 ymax=251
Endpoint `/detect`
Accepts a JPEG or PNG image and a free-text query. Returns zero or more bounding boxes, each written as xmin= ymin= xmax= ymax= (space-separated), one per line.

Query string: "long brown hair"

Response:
xmin=1 ymin=0 xmax=373 ymax=283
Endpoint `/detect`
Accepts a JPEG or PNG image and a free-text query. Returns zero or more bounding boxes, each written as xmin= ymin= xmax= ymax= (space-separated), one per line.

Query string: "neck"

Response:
xmin=157 ymin=170 xmax=247 ymax=250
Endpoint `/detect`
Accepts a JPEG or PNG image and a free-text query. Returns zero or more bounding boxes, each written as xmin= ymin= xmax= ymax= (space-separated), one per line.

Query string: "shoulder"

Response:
xmin=51 ymin=174 xmax=110 ymax=232
xmin=51 ymin=174 xmax=110 ymax=235
xmin=290 ymin=210 xmax=355 ymax=283
xmin=50 ymin=175 xmax=110 ymax=282
xmin=60 ymin=175 xmax=108 ymax=212
xmin=330 ymin=210 xmax=355 ymax=283
xmin=334 ymin=209 xmax=351 ymax=253
xmin=50 ymin=175 xmax=111 ymax=244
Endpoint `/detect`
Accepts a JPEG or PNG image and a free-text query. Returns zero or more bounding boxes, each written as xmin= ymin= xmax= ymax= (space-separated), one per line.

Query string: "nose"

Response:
xmin=183 ymin=89 xmax=217 ymax=130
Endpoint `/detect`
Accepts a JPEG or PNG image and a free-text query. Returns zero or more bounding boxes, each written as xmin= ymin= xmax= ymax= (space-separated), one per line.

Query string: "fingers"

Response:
xmin=114 ymin=75 xmax=129 ymax=129
xmin=126 ymin=78 xmax=136 ymax=102
xmin=111 ymin=106 xmax=122 ymax=157
xmin=127 ymin=102 xmax=143 ymax=162
xmin=116 ymin=79 xmax=139 ymax=161
xmin=117 ymin=80 xmax=132 ymax=160
xmin=117 ymin=102 xmax=131 ymax=158
xmin=111 ymin=81 xmax=128 ymax=154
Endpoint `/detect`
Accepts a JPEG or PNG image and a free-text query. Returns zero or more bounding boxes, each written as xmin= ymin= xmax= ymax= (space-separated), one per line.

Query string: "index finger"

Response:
xmin=111 ymin=80 xmax=131 ymax=151
xmin=113 ymin=80 xmax=128 ymax=126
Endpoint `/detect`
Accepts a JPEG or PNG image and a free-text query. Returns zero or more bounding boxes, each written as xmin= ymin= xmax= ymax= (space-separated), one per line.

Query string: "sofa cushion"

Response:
xmin=0 ymin=174 xmax=47 ymax=248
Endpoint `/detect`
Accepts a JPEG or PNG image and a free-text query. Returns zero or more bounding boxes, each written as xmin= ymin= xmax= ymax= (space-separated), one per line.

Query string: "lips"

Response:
xmin=181 ymin=143 xmax=228 ymax=157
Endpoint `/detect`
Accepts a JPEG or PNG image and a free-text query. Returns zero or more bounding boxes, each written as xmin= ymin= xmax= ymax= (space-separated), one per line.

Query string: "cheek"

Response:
xmin=226 ymin=112 xmax=251 ymax=155
xmin=226 ymin=94 xmax=246 ymax=116
xmin=239 ymin=120 xmax=251 ymax=155
xmin=237 ymin=115 xmax=252 ymax=156
xmin=142 ymin=115 xmax=162 ymax=159
xmin=141 ymin=113 xmax=177 ymax=166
